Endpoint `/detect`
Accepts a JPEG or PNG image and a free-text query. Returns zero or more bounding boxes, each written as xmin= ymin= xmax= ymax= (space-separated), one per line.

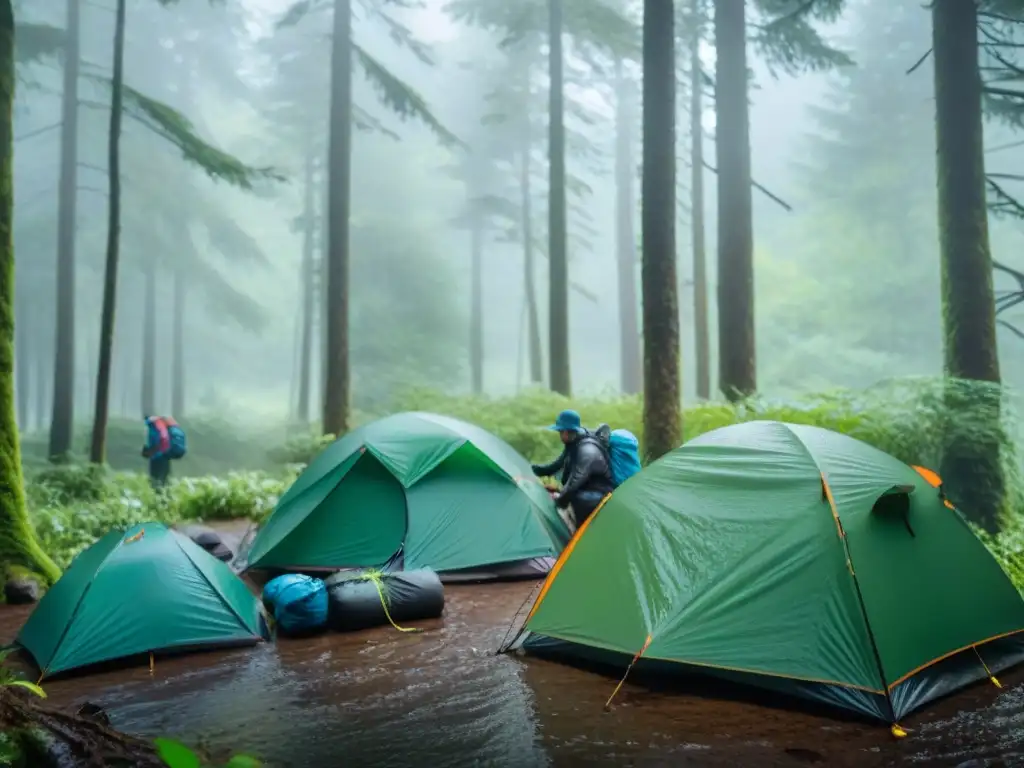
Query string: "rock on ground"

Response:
xmin=4 ymin=578 xmax=40 ymax=605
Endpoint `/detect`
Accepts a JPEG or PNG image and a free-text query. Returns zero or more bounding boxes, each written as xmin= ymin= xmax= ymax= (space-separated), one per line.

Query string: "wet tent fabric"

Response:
xmin=516 ymin=420 xmax=1024 ymax=723
xmin=18 ymin=523 xmax=268 ymax=678
xmin=245 ymin=412 xmax=569 ymax=576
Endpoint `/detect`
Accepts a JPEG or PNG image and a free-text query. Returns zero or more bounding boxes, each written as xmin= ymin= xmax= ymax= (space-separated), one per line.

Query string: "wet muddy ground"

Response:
xmin=1 ymin=529 xmax=1022 ymax=766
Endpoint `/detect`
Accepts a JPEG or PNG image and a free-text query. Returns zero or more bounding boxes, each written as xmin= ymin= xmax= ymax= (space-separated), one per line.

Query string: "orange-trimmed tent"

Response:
xmin=508 ymin=421 xmax=1024 ymax=727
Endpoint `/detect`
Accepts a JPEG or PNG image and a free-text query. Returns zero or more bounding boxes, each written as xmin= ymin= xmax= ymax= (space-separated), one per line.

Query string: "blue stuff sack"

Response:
xmin=608 ymin=429 xmax=642 ymax=488
xmin=262 ymin=574 xmax=328 ymax=635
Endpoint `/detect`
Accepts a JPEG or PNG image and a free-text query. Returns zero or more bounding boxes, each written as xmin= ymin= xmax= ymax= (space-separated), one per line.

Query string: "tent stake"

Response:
xmin=973 ymin=645 xmax=1002 ymax=688
xmin=604 ymin=635 xmax=652 ymax=710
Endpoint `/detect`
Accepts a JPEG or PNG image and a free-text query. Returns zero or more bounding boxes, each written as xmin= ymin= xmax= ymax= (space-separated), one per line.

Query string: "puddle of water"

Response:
xmin=0 ymin=522 xmax=1020 ymax=766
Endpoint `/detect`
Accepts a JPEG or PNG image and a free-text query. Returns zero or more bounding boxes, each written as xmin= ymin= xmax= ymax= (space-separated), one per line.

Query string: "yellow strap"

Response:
xmin=365 ymin=572 xmax=422 ymax=634
xmin=973 ymin=645 xmax=1001 ymax=688
xmin=604 ymin=635 xmax=652 ymax=710
xmin=891 ymin=724 xmax=908 ymax=738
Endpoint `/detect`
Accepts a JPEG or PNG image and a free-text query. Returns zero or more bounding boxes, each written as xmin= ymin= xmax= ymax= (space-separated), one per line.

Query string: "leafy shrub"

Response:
xmin=21 ymin=378 xmax=1024 ymax=589
xmin=265 ymin=431 xmax=337 ymax=467
xmin=155 ymin=737 xmax=261 ymax=768
xmin=26 ymin=464 xmax=293 ymax=569
xmin=166 ymin=473 xmax=294 ymax=522
xmin=394 ymin=377 xmax=1019 ymax=471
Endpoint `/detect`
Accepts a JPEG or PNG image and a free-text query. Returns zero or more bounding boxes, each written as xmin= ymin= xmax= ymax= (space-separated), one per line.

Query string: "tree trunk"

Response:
xmin=690 ymin=9 xmax=710 ymax=401
xmin=48 ymin=0 xmax=81 ymax=459
xmin=322 ymin=0 xmax=352 ymax=437
xmin=140 ymin=257 xmax=156 ymax=415
xmin=14 ymin=292 xmax=26 ymax=429
xmin=641 ymin=0 xmax=680 ymax=462
xmin=297 ymin=144 xmax=316 ymax=423
xmin=714 ymin=0 xmax=755 ymax=402
xmin=547 ymin=0 xmax=570 ymax=396
xmin=614 ymin=56 xmax=641 ymax=396
xmin=0 ymin=0 xmax=61 ymax=584
xmin=89 ymin=0 xmax=126 ymax=464
xmin=171 ymin=264 xmax=185 ymax=416
xmin=520 ymin=113 xmax=543 ymax=384
xmin=932 ymin=0 xmax=1003 ymax=533
xmin=469 ymin=206 xmax=484 ymax=393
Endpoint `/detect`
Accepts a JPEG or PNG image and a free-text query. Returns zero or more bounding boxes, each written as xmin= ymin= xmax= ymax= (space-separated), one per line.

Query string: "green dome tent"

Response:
xmin=18 ymin=523 xmax=269 ymax=680
xmin=511 ymin=421 xmax=1024 ymax=727
xmin=244 ymin=412 xmax=570 ymax=580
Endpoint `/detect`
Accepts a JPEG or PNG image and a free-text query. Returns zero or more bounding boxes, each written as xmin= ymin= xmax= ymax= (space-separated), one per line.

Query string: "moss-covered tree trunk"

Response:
xmin=932 ymin=0 xmax=1003 ymax=533
xmin=297 ymin=143 xmax=316 ymax=423
xmin=170 ymin=264 xmax=185 ymax=417
xmin=322 ymin=0 xmax=352 ymax=437
xmin=714 ymin=0 xmax=755 ymax=402
xmin=547 ymin=0 xmax=570 ymax=396
xmin=89 ymin=0 xmax=126 ymax=464
xmin=0 ymin=1 xmax=61 ymax=585
xmin=520 ymin=109 xmax=543 ymax=384
xmin=14 ymin=291 xmax=26 ymax=428
xmin=689 ymin=1 xmax=710 ymax=401
xmin=140 ymin=256 xmax=156 ymax=415
xmin=614 ymin=55 xmax=641 ymax=396
xmin=48 ymin=0 xmax=81 ymax=462
xmin=641 ymin=0 xmax=681 ymax=462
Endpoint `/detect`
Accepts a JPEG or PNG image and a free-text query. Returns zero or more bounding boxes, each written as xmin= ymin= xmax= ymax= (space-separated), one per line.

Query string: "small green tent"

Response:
xmin=244 ymin=412 xmax=569 ymax=579
xmin=18 ymin=523 xmax=268 ymax=679
xmin=513 ymin=421 xmax=1024 ymax=726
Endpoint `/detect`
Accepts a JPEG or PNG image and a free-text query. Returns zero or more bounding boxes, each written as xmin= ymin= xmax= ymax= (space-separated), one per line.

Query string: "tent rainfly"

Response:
xmin=510 ymin=420 xmax=1024 ymax=731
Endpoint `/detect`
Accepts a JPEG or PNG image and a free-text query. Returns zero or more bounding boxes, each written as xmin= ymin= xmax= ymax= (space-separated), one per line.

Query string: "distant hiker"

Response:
xmin=141 ymin=415 xmax=187 ymax=489
xmin=531 ymin=409 xmax=615 ymax=529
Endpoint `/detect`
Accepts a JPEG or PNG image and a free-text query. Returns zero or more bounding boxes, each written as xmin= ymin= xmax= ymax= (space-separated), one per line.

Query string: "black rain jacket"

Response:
xmin=532 ymin=430 xmax=615 ymax=507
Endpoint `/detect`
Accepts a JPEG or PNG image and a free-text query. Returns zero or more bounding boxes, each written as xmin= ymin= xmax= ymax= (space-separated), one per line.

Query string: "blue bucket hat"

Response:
xmin=548 ymin=409 xmax=583 ymax=433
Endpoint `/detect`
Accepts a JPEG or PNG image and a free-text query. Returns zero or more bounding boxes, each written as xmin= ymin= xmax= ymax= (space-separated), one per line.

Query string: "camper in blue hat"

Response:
xmin=531 ymin=409 xmax=615 ymax=528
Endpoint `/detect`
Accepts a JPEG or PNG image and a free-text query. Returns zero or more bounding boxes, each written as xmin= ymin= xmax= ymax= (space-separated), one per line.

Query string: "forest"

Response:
xmin=7 ymin=0 xmax=1024 ymax=579
xmin=2 ymin=0 xmax=1024 ymax=764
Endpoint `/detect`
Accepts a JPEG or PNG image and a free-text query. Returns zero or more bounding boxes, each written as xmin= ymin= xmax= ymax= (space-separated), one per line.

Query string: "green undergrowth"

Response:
xmin=26 ymin=463 xmax=296 ymax=569
xmin=18 ymin=377 xmax=1024 ymax=592
xmin=395 ymin=376 xmax=1020 ymax=474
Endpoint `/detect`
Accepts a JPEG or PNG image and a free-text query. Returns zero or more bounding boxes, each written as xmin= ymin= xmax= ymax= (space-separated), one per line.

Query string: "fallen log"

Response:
xmin=0 ymin=687 xmax=164 ymax=768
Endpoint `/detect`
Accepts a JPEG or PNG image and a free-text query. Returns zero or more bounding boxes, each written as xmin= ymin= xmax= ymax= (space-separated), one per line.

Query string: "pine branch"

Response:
xmin=751 ymin=0 xmax=853 ymax=77
xmin=371 ymin=7 xmax=435 ymax=66
xmin=352 ymin=42 xmax=461 ymax=146
xmin=199 ymin=204 xmax=270 ymax=267
xmin=353 ymin=104 xmax=401 ymax=139
xmin=276 ymin=0 xmax=328 ymax=29
xmin=702 ymin=160 xmax=793 ymax=211
xmin=986 ymin=174 xmax=1024 ymax=219
xmin=87 ymin=74 xmax=283 ymax=188
xmin=187 ymin=243 xmax=269 ymax=332
xmin=905 ymin=48 xmax=932 ymax=75
xmin=998 ymin=318 xmax=1024 ymax=340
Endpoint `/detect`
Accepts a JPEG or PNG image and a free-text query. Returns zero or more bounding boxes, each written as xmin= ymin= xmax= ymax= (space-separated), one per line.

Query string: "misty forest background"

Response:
xmin=13 ymin=0 xmax=1024 ymax=574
